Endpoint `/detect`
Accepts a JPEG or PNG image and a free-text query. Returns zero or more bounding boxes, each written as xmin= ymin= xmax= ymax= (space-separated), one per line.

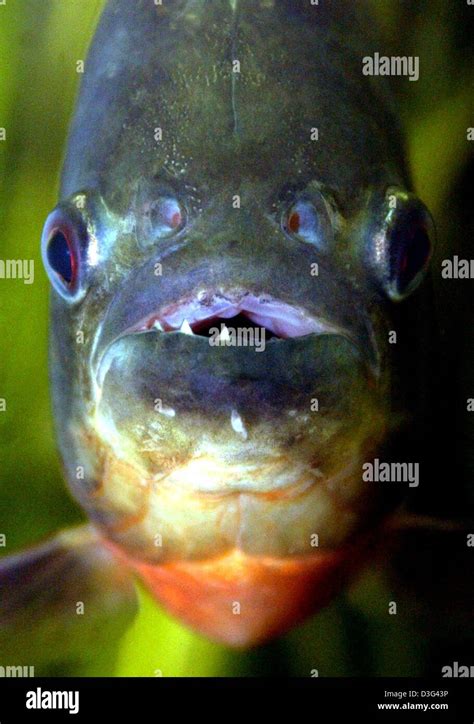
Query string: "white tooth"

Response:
xmin=231 ymin=409 xmax=248 ymax=440
xmin=153 ymin=320 xmax=164 ymax=332
xmin=180 ymin=319 xmax=194 ymax=335
xmin=219 ymin=324 xmax=230 ymax=343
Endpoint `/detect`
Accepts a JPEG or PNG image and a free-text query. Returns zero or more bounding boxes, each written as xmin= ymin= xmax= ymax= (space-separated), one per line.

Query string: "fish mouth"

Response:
xmin=94 ymin=288 xmax=356 ymax=390
xmin=125 ymin=290 xmax=344 ymax=340
xmin=91 ymin=287 xmax=379 ymax=397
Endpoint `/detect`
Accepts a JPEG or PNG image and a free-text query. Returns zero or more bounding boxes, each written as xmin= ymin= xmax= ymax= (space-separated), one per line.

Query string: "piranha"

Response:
xmin=1 ymin=0 xmax=436 ymax=651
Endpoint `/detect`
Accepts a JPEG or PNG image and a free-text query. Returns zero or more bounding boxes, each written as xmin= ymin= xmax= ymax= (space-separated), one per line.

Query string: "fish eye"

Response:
xmin=47 ymin=230 xmax=74 ymax=283
xmin=389 ymin=211 xmax=433 ymax=298
xmin=140 ymin=196 xmax=186 ymax=244
xmin=41 ymin=208 xmax=85 ymax=301
xmin=282 ymin=193 xmax=332 ymax=248
xmin=371 ymin=188 xmax=435 ymax=301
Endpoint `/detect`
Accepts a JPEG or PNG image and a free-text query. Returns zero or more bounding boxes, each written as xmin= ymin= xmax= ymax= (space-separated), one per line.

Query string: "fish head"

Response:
xmin=40 ymin=0 xmax=435 ymax=642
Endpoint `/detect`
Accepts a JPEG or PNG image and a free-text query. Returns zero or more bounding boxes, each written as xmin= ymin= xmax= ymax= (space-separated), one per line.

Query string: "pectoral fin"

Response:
xmin=0 ymin=525 xmax=137 ymax=675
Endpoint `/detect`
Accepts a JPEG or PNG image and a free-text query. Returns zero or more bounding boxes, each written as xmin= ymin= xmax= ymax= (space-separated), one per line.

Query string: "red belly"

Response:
xmin=126 ymin=536 xmax=375 ymax=647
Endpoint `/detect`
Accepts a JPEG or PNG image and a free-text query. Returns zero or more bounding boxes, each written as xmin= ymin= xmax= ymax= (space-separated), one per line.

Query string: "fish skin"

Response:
xmin=40 ymin=1 xmax=429 ymax=645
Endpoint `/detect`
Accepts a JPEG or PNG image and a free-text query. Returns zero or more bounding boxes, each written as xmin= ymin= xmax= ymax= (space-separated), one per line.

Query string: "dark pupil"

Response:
xmin=47 ymin=231 xmax=73 ymax=285
xmin=393 ymin=224 xmax=430 ymax=293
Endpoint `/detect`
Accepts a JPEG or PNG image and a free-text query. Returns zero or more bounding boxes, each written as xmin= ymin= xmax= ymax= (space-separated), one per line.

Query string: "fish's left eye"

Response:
xmin=47 ymin=231 xmax=74 ymax=284
xmin=389 ymin=211 xmax=433 ymax=298
xmin=282 ymin=194 xmax=332 ymax=248
xmin=370 ymin=189 xmax=435 ymax=301
xmin=41 ymin=207 xmax=86 ymax=302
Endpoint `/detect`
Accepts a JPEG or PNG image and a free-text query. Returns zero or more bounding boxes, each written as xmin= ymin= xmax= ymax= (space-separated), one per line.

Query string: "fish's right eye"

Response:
xmin=41 ymin=208 xmax=84 ymax=301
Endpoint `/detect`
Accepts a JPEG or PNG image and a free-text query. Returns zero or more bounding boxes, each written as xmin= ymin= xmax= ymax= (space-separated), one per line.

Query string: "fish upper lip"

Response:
xmin=124 ymin=290 xmax=344 ymax=339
